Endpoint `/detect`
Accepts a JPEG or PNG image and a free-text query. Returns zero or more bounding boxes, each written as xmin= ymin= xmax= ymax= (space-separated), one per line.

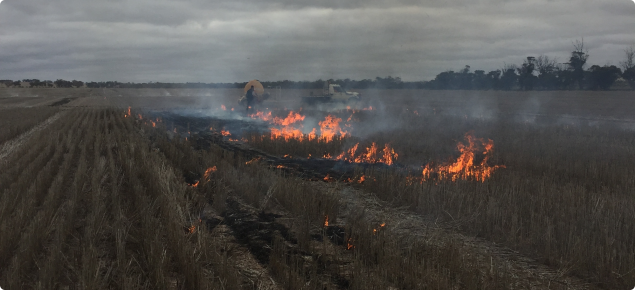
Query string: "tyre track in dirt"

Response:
xmin=0 ymin=111 xmax=65 ymax=167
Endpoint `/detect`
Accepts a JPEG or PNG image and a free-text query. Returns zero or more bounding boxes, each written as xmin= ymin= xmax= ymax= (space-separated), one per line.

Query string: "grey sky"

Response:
xmin=0 ymin=0 xmax=634 ymax=83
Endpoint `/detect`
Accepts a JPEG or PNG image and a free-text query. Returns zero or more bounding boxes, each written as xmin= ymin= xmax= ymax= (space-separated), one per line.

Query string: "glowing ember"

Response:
xmin=373 ymin=223 xmax=386 ymax=234
xmin=276 ymin=165 xmax=287 ymax=169
xmin=419 ymin=131 xmax=504 ymax=182
xmin=346 ymin=238 xmax=355 ymax=250
xmin=324 ymin=215 xmax=329 ymax=227
xmin=333 ymin=143 xmax=398 ymax=165
xmin=188 ymin=225 xmax=196 ymax=234
xmin=245 ymin=157 xmax=262 ymax=165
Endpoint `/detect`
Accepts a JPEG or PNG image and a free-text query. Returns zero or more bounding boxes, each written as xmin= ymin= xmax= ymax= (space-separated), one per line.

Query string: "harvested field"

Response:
xmin=0 ymin=88 xmax=633 ymax=289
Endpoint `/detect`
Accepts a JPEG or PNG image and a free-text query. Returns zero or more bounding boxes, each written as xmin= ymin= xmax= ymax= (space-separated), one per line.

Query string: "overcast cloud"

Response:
xmin=0 ymin=0 xmax=634 ymax=82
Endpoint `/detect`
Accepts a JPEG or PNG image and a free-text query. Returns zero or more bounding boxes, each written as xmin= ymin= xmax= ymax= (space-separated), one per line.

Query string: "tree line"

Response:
xmin=2 ymin=39 xmax=633 ymax=91
xmin=425 ymin=40 xmax=635 ymax=91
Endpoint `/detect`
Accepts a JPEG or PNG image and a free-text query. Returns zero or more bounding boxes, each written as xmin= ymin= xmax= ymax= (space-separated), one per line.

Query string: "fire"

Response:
xmin=270 ymin=111 xmax=305 ymax=141
xmin=273 ymin=111 xmax=305 ymax=126
xmin=221 ymin=104 xmax=227 ymax=110
xmin=346 ymin=238 xmax=355 ymax=250
xmin=138 ymin=113 xmax=143 ymax=120
xmin=245 ymin=157 xmax=262 ymax=165
xmin=249 ymin=110 xmax=272 ymax=121
xmin=203 ymin=166 xmax=217 ymax=180
xmin=419 ymin=132 xmax=504 ymax=182
xmin=373 ymin=223 xmax=386 ymax=234
xmin=319 ymin=115 xmax=348 ymax=142
xmin=358 ymin=175 xmax=365 ymax=183
xmin=324 ymin=215 xmax=329 ymax=227
xmin=221 ymin=130 xmax=231 ymax=136
xmin=188 ymin=225 xmax=196 ymax=234
xmin=190 ymin=181 xmax=200 ymax=188
xmin=333 ymin=143 xmax=398 ymax=165
xmin=124 ymin=106 xmax=131 ymax=118
xmin=362 ymin=106 xmax=373 ymax=111
xmin=276 ymin=165 xmax=287 ymax=169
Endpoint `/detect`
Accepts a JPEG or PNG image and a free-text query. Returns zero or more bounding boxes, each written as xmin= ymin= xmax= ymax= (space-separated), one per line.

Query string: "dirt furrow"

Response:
xmin=0 ymin=111 xmax=64 ymax=166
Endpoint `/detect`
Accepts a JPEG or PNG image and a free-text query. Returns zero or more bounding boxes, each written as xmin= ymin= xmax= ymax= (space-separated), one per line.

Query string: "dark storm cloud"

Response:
xmin=0 ymin=0 xmax=633 ymax=82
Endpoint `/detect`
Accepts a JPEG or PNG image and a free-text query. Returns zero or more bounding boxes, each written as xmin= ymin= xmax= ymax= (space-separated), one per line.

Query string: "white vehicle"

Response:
xmin=301 ymin=81 xmax=361 ymax=104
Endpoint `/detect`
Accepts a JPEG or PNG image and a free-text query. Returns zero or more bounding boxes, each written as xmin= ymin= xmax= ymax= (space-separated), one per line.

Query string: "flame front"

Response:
xmin=319 ymin=115 xmax=348 ymax=142
xmin=419 ymin=131 xmax=504 ymax=182
xmin=333 ymin=143 xmax=398 ymax=165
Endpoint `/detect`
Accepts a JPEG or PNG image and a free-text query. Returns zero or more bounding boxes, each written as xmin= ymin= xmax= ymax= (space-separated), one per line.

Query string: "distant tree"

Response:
xmin=71 ymin=80 xmax=84 ymax=88
xmin=472 ymin=70 xmax=490 ymax=90
xmin=54 ymin=79 xmax=73 ymax=88
xmin=535 ymin=55 xmax=559 ymax=90
xmin=456 ymin=65 xmax=473 ymax=89
xmin=29 ymin=79 xmax=44 ymax=88
xmin=587 ymin=65 xmax=622 ymax=90
xmin=499 ymin=64 xmax=518 ymax=90
xmin=12 ymin=81 xmax=21 ymax=87
xmin=619 ymin=45 xmax=635 ymax=72
xmin=566 ymin=38 xmax=589 ymax=90
xmin=486 ymin=70 xmax=502 ymax=90
xmin=433 ymin=71 xmax=456 ymax=90
xmin=620 ymin=45 xmax=635 ymax=90
xmin=517 ymin=57 xmax=537 ymax=90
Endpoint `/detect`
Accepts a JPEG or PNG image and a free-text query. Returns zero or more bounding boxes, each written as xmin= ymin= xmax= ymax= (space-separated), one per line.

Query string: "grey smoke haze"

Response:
xmin=0 ymin=0 xmax=634 ymax=82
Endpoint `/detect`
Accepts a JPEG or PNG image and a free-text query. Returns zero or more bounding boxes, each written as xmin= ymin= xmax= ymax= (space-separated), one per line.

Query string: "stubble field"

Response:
xmin=0 ymin=88 xmax=634 ymax=289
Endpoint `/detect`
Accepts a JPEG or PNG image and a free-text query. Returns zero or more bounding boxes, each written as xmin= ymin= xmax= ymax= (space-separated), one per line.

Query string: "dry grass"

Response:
xmin=0 ymin=107 xmax=58 ymax=145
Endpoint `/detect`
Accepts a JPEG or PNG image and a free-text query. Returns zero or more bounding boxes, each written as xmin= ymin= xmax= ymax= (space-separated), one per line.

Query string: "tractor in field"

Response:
xmin=301 ymin=81 xmax=361 ymax=105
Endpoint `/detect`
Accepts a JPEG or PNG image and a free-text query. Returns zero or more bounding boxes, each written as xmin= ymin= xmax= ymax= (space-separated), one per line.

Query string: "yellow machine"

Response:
xmin=239 ymin=80 xmax=270 ymax=107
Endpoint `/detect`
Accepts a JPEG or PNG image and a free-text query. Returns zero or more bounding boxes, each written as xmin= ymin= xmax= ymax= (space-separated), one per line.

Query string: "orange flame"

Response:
xmin=346 ymin=238 xmax=355 ymax=250
xmin=269 ymin=111 xmax=306 ymax=141
xmin=245 ymin=157 xmax=262 ymax=165
xmin=190 ymin=181 xmax=200 ymax=188
xmin=324 ymin=215 xmax=329 ymax=227
xmin=221 ymin=104 xmax=227 ymax=110
xmin=372 ymin=223 xmax=386 ymax=234
xmin=249 ymin=110 xmax=272 ymax=121
xmin=358 ymin=175 xmax=365 ymax=183
xmin=124 ymin=106 xmax=131 ymax=118
xmin=273 ymin=111 xmax=305 ymax=126
xmin=419 ymin=132 xmax=504 ymax=182
xmin=138 ymin=113 xmax=143 ymax=120
xmin=319 ymin=115 xmax=348 ymax=142
xmin=221 ymin=130 xmax=231 ymax=136
xmin=333 ymin=143 xmax=398 ymax=165
xmin=203 ymin=166 xmax=217 ymax=180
